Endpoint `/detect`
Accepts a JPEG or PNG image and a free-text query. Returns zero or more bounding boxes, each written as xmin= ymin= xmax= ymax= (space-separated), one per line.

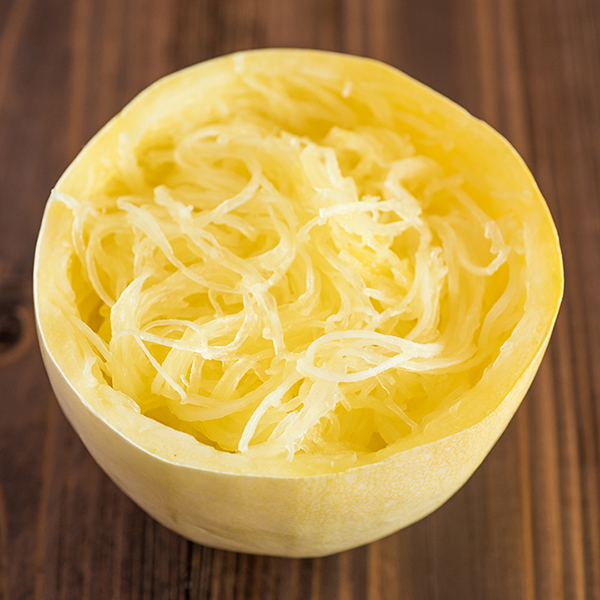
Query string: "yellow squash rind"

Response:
xmin=34 ymin=49 xmax=563 ymax=557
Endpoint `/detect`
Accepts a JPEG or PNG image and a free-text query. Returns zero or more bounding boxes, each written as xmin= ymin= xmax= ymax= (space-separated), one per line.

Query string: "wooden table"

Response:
xmin=1 ymin=0 xmax=599 ymax=598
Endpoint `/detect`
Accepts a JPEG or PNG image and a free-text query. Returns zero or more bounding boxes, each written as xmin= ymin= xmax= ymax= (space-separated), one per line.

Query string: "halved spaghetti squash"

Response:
xmin=34 ymin=49 xmax=563 ymax=557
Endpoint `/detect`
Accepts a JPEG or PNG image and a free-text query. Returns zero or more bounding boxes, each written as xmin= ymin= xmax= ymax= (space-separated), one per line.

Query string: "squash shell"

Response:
xmin=34 ymin=49 xmax=563 ymax=557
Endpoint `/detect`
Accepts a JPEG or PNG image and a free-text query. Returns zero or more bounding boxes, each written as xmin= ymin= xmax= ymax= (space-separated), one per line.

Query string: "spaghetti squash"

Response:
xmin=34 ymin=49 xmax=563 ymax=556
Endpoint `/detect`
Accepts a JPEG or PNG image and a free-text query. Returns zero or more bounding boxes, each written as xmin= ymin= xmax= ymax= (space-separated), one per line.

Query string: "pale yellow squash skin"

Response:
xmin=34 ymin=49 xmax=563 ymax=557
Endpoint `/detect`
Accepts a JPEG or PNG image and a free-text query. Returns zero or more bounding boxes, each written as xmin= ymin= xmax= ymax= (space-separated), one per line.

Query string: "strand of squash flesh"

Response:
xmin=54 ymin=98 xmax=520 ymax=459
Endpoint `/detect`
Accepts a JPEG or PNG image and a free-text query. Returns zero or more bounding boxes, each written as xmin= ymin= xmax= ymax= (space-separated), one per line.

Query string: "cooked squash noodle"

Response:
xmin=58 ymin=70 xmax=525 ymax=462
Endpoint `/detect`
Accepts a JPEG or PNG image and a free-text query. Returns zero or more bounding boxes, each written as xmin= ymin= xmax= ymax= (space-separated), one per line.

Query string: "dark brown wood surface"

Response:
xmin=1 ymin=0 xmax=599 ymax=598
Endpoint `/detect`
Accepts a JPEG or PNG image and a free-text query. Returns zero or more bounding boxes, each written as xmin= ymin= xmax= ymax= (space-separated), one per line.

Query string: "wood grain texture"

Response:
xmin=0 ymin=0 xmax=598 ymax=598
